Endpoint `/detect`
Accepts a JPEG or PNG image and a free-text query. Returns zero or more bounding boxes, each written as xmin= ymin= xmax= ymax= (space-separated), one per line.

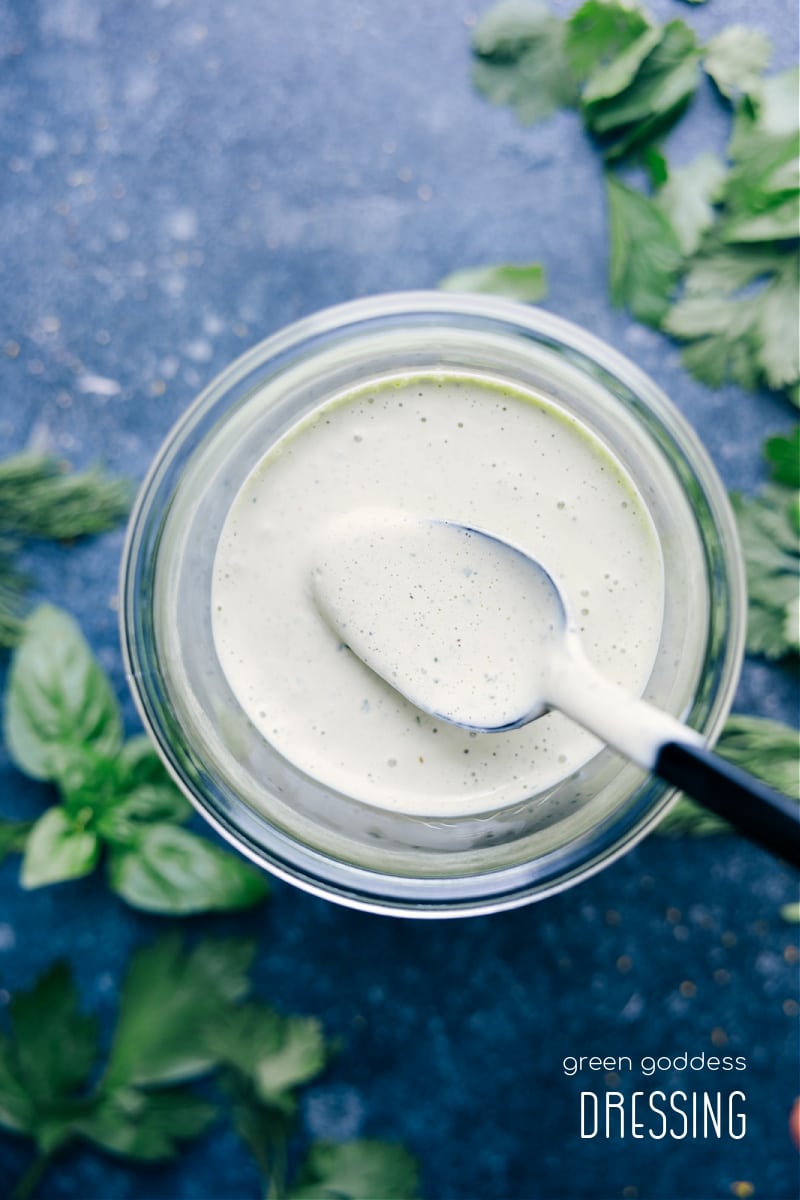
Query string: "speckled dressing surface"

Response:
xmin=0 ymin=2 xmax=798 ymax=1198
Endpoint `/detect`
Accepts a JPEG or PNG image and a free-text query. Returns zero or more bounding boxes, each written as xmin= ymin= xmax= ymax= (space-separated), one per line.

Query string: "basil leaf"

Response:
xmin=4 ymin=605 xmax=122 ymax=780
xmin=21 ymin=808 xmax=100 ymax=889
xmin=97 ymin=784 xmax=193 ymax=843
xmin=116 ymin=733 xmax=174 ymax=790
xmin=107 ymin=824 xmax=269 ymax=915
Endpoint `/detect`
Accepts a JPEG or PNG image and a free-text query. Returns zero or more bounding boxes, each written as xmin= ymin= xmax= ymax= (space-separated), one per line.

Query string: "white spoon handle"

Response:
xmin=542 ymin=641 xmax=703 ymax=770
xmin=544 ymin=642 xmax=800 ymax=869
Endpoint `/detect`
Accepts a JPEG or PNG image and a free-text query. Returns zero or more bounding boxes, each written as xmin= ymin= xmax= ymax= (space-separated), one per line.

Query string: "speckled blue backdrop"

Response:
xmin=0 ymin=1 xmax=798 ymax=1198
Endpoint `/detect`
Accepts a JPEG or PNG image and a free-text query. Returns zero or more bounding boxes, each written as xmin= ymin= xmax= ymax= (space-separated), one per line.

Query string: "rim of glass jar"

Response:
xmin=120 ymin=291 xmax=746 ymax=918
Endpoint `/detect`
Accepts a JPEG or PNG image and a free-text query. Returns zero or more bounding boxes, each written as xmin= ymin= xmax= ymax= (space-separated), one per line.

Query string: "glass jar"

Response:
xmin=120 ymin=292 xmax=745 ymax=916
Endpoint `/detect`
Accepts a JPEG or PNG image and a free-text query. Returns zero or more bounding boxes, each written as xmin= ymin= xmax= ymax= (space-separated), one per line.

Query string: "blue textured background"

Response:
xmin=0 ymin=1 xmax=798 ymax=1197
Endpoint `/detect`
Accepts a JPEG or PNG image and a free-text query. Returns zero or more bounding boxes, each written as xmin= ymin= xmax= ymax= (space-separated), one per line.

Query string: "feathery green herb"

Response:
xmin=1 ymin=604 xmax=269 ymax=913
xmin=0 ymin=454 xmax=130 ymax=647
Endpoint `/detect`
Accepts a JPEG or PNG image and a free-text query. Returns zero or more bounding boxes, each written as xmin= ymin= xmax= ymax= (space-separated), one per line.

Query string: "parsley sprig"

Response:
xmin=468 ymin=0 xmax=800 ymax=403
xmin=658 ymin=714 xmax=800 ymax=836
xmin=0 ymin=935 xmax=419 ymax=1200
xmin=732 ymin=425 xmax=800 ymax=660
xmin=1 ymin=604 xmax=269 ymax=914
xmin=0 ymin=453 xmax=131 ymax=647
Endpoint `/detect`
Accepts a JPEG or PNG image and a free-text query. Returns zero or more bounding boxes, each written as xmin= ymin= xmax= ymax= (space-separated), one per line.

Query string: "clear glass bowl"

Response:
xmin=120 ymin=292 xmax=746 ymax=917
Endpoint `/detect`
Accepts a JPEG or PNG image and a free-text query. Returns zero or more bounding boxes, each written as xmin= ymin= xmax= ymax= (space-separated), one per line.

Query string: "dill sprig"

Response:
xmin=0 ymin=453 xmax=131 ymax=646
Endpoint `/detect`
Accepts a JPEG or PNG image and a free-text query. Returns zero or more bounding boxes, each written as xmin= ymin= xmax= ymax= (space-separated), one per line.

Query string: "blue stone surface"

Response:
xmin=0 ymin=2 xmax=798 ymax=1198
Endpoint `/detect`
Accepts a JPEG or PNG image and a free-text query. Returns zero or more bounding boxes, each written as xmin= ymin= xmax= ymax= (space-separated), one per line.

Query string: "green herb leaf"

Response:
xmin=21 ymin=807 xmax=100 ymax=889
xmin=656 ymin=152 xmax=727 ymax=255
xmin=732 ymin=484 xmax=799 ymax=659
xmin=607 ymin=174 xmax=683 ymax=325
xmin=0 ymin=455 xmax=130 ymax=541
xmin=765 ymin=426 xmax=800 ymax=487
xmin=438 ymin=262 xmax=547 ymax=302
xmin=663 ymin=247 xmax=800 ymax=394
xmin=581 ymin=25 xmax=662 ymax=105
xmin=207 ymin=1003 xmax=328 ymax=1115
xmin=75 ymin=1086 xmax=217 ymax=1162
xmin=4 ymin=605 xmax=123 ymax=781
xmin=290 ymin=1140 xmax=420 ymax=1200
xmin=565 ymin=1 xmax=651 ymax=83
xmin=704 ymin=27 xmax=772 ymax=101
xmin=657 ymin=715 xmax=799 ymax=835
xmin=0 ymin=819 xmax=33 ymax=866
xmin=96 ymin=784 xmax=193 ymax=844
xmin=714 ymin=715 xmax=800 ymax=798
xmin=582 ymin=20 xmax=701 ymax=161
xmin=472 ymin=0 xmax=579 ymax=124
xmin=107 ymin=823 xmax=269 ymax=914
xmin=0 ymin=455 xmax=129 ymax=648
xmin=9 ymin=963 xmax=98 ymax=1106
xmin=104 ymin=933 xmax=255 ymax=1089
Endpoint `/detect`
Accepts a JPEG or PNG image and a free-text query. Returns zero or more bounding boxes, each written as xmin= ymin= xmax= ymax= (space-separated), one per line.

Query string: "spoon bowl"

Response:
xmin=312 ymin=507 xmax=800 ymax=868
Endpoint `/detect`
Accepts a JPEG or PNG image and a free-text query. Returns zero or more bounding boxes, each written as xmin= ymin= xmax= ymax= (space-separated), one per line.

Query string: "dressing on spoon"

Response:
xmin=312 ymin=507 xmax=800 ymax=866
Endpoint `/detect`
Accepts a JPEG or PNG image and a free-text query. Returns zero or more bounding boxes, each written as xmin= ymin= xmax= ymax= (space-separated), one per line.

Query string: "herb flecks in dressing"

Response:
xmin=212 ymin=373 xmax=664 ymax=817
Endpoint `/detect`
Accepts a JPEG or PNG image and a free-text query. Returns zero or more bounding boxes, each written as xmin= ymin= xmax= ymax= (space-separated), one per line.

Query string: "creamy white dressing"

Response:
xmin=310 ymin=507 xmax=700 ymax=769
xmin=311 ymin=509 xmax=567 ymax=730
xmin=211 ymin=372 xmax=665 ymax=817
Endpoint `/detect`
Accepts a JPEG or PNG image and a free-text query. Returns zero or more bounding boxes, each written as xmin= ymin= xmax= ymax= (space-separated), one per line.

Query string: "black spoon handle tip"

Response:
xmin=655 ymin=740 xmax=800 ymax=870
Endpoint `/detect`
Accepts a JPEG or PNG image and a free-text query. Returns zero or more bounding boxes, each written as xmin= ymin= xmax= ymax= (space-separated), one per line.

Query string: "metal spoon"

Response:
xmin=311 ymin=508 xmax=800 ymax=867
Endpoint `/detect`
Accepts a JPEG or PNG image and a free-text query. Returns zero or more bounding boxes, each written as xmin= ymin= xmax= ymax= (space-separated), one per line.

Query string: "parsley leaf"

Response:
xmin=472 ymin=0 xmax=578 ymax=124
xmin=0 ymin=936 xmax=253 ymax=1191
xmin=581 ymin=19 xmax=701 ymax=161
xmin=209 ymin=1000 xmax=420 ymax=1200
xmin=2 ymin=604 xmax=269 ymax=912
xmin=657 ymin=715 xmax=799 ymax=835
xmin=662 ymin=247 xmax=800 ymax=393
xmin=607 ymin=174 xmax=683 ymax=325
xmin=74 ymin=1087 xmax=217 ymax=1163
xmin=104 ymin=933 xmax=254 ymax=1089
xmin=704 ymin=27 xmax=772 ymax=101
xmin=655 ymin=151 xmax=727 ymax=255
xmin=289 ymin=1140 xmax=420 ymax=1200
xmin=564 ymin=1 xmax=651 ymax=83
xmin=765 ymin=426 xmax=800 ymax=487
xmin=207 ymin=1002 xmax=328 ymax=1115
xmin=732 ymin=483 xmax=799 ymax=659
xmin=438 ymin=262 xmax=547 ymax=301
